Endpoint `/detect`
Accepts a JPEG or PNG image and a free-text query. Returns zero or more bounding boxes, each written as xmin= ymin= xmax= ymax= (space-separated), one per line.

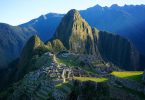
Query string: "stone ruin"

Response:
xmin=44 ymin=61 xmax=93 ymax=83
xmin=40 ymin=52 xmax=99 ymax=83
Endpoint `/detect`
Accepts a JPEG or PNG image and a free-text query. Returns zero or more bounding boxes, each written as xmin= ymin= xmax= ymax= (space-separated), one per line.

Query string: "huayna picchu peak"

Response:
xmin=54 ymin=9 xmax=96 ymax=55
xmin=1 ymin=4 xmax=145 ymax=100
xmin=66 ymin=9 xmax=80 ymax=20
xmin=52 ymin=9 xmax=143 ymax=70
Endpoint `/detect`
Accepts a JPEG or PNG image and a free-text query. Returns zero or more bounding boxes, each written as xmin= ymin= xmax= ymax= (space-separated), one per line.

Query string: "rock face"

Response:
xmin=54 ymin=9 xmax=97 ymax=55
xmin=0 ymin=23 xmax=37 ymax=69
xmin=52 ymin=9 xmax=142 ymax=69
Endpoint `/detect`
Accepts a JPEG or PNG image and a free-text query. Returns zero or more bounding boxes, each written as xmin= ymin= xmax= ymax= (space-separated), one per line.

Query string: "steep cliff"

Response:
xmin=92 ymin=28 xmax=140 ymax=69
xmin=54 ymin=9 xmax=97 ymax=55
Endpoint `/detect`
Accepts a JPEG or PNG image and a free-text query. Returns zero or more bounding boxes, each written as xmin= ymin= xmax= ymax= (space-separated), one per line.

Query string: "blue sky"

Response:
xmin=0 ymin=0 xmax=145 ymax=25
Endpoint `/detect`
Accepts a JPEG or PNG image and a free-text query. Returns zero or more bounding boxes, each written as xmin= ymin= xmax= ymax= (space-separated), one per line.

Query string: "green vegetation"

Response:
xmin=57 ymin=58 xmax=79 ymax=67
xmin=55 ymin=81 xmax=73 ymax=94
xmin=56 ymin=81 xmax=71 ymax=88
xmin=74 ymin=77 xmax=108 ymax=83
xmin=16 ymin=35 xmax=50 ymax=80
xmin=91 ymin=60 xmax=105 ymax=66
xmin=80 ymin=66 xmax=97 ymax=74
xmin=52 ymin=39 xmax=66 ymax=53
xmin=57 ymin=52 xmax=80 ymax=67
xmin=57 ymin=55 xmax=97 ymax=74
xmin=111 ymin=71 xmax=143 ymax=81
xmin=46 ymin=42 xmax=53 ymax=51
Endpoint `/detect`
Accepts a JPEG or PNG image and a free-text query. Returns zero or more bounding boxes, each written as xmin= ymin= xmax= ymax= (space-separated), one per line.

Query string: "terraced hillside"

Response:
xmin=1 ymin=50 xmax=145 ymax=100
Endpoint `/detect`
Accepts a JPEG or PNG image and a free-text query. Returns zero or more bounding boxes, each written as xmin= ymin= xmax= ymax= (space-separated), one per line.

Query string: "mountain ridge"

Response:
xmin=0 ymin=23 xmax=37 ymax=69
xmin=20 ymin=4 xmax=145 ymax=56
xmin=0 ymin=4 xmax=145 ymax=69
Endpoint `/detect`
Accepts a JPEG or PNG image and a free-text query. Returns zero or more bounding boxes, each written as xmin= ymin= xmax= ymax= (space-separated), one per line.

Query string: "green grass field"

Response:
xmin=111 ymin=71 xmax=143 ymax=81
xmin=74 ymin=77 xmax=108 ymax=83
xmin=57 ymin=57 xmax=80 ymax=67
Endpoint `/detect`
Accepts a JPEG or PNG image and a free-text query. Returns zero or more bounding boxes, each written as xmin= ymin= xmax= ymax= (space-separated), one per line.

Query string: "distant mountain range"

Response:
xmin=20 ymin=13 xmax=63 ymax=41
xmin=21 ymin=4 xmax=145 ymax=56
xmin=0 ymin=23 xmax=37 ymax=68
xmin=0 ymin=4 xmax=145 ymax=69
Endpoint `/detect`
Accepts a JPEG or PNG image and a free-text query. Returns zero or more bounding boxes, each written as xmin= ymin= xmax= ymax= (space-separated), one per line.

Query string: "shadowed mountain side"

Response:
xmin=0 ymin=23 xmax=37 ymax=69
xmin=15 ymin=35 xmax=49 ymax=80
xmin=92 ymin=28 xmax=140 ymax=69
xmin=20 ymin=13 xmax=63 ymax=41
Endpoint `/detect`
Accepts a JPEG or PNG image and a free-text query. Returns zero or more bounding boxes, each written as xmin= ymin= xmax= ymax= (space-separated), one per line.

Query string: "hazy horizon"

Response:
xmin=1 ymin=0 xmax=145 ymax=25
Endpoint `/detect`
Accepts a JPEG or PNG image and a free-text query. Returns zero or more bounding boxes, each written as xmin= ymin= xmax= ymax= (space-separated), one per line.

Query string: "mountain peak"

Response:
xmin=110 ymin=4 xmax=119 ymax=9
xmin=68 ymin=9 xmax=79 ymax=14
xmin=54 ymin=9 xmax=96 ymax=54
xmin=16 ymin=35 xmax=48 ymax=79
xmin=94 ymin=4 xmax=102 ymax=8
xmin=29 ymin=35 xmax=41 ymax=48
xmin=66 ymin=9 xmax=81 ymax=20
